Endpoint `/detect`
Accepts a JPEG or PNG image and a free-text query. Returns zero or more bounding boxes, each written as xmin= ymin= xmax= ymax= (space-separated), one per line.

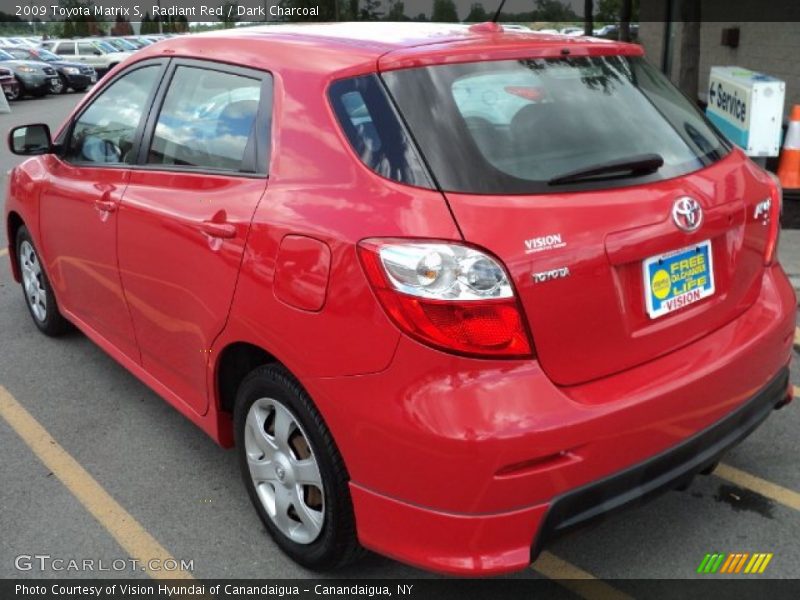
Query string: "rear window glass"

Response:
xmin=382 ymin=56 xmax=730 ymax=194
xmin=328 ymin=74 xmax=431 ymax=188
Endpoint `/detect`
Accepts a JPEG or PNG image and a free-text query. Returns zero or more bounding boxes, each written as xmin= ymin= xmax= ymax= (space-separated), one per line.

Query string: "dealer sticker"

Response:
xmin=643 ymin=240 xmax=715 ymax=319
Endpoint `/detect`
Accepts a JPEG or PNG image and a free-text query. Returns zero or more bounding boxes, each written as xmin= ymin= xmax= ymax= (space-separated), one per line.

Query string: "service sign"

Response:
xmin=707 ymin=69 xmax=753 ymax=149
xmin=706 ymin=66 xmax=785 ymax=157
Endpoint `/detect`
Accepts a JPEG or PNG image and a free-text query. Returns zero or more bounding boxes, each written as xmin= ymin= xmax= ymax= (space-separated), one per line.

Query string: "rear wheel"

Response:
xmin=234 ymin=365 xmax=362 ymax=570
xmin=16 ymin=226 xmax=70 ymax=336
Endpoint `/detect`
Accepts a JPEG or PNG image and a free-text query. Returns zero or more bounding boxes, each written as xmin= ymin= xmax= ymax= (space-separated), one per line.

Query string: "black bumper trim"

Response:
xmin=531 ymin=367 xmax=789 ymax=559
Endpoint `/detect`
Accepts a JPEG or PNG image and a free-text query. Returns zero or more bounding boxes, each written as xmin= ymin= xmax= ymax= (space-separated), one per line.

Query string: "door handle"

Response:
xmin=94 ymin=199 xmax=117 ymax=213
xmin=200 ymin=221 xmax=236 ymax=239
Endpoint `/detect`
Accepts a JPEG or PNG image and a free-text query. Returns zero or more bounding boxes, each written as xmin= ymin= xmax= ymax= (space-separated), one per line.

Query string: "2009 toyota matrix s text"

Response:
xmin=4 ymin=23 xmax=795 ymax=575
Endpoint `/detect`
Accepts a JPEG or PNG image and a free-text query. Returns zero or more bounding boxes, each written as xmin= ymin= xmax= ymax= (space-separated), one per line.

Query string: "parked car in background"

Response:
xmin=0 ymin=65 xmax=21 ymax=100
xmin=121 ymin=37 xmax=151 ymax=49
xmin=39 ymin=39 xmax=131 ymax=74
xmin=560 ymin=26 xmax=584 ymax=36
xmin=8 ymin=37 xmax=40 ymax=48
xmin=0 ymin=49 xmax=60 ymax=96
xmin=104 ymin=38 xmax=140 ymax=53
xmin=0 ymin=46 xmax=96 ymax=93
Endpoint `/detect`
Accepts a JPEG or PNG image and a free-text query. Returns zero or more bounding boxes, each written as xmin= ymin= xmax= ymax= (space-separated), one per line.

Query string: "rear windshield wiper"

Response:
xmin=547 ymin=153 xmax=664 ymax=186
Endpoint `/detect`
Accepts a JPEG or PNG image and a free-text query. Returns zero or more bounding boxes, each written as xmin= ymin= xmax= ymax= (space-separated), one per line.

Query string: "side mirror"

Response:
xmin=93 ymin=49 xmax=102 ymax=56
xmin=8 ymin=124 xmax=53 ymax=156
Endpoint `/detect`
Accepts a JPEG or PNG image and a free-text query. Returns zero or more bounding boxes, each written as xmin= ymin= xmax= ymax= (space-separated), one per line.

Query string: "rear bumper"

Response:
xmin=349 ymin=367 xmax=789 ymax=576
xmin=533 ymin=366 xmax=790 ymax=556
xmin=307 ymin=265 xmax=795 ymax=575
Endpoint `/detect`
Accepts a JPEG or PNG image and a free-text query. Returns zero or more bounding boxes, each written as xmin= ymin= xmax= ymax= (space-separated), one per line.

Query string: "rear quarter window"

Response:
xmin=328 ymin=74 xmax=431 ymax=188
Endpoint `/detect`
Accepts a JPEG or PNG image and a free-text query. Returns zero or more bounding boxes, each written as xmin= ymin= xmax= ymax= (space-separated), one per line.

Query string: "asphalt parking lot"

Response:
xmin=1 ymin=93 xmax=799 ymax=591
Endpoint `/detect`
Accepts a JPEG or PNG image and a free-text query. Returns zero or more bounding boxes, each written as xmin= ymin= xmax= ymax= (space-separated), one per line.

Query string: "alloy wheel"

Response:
xmin=244 ymin=397 xmax=325 ymax=544
xmin=19 ymin=240 xmax=47 ymax=322
xmin=49 ymin=78 xmax=64 ymax=94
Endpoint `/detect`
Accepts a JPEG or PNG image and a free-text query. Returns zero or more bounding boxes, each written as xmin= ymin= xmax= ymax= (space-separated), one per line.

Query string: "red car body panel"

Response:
xmin=117 ymin=171 xmax=268 ymax=416
xmin=4 ymin=24 xmax=795 ymax=575
xmin=37 ymin=157 xmax=139 ymax=360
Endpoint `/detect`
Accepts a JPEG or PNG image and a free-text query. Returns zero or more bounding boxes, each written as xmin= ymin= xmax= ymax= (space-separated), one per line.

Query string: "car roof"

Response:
xmin=129 ymin=22 xmax=642 ymax=79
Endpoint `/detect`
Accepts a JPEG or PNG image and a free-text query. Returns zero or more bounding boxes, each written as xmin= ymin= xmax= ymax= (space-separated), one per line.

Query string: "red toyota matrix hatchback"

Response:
xmin=5 ymin=23 xmax=795 ymax=575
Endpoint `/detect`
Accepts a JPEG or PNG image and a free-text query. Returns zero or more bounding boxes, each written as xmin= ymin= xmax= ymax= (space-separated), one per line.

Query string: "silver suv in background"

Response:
xmin=39 ymin=39 xmax=131 ymax=73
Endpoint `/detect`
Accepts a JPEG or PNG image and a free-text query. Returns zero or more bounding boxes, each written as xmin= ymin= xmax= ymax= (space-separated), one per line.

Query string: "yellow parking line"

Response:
xmin=533 ymin=552 xmax=633 ymax=600
xmin=794 ymin=327 xmax=800 ymax=348
xmin=0 ymin=248 xmax=8 ymax=257
xmin=716 ymin=463 xmax=800 ymax=512
xmin=0 ymin=385 xmax=193 ymax=580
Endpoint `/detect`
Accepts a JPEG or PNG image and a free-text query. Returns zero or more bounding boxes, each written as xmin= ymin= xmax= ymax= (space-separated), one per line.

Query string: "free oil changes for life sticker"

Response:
xmin=643 ymin=240 xmax=715 ymax=319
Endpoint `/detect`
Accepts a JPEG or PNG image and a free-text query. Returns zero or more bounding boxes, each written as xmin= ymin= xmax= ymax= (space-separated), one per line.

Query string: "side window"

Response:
xmin=329 ymin=74 xmax=430 ymax=188
xmin=78 ymin=42 xmax=98 ymax=56
xmin=55 ymin=43 xmax=75 ymax=56
xmin=64 ymin=65 xmax=161 ymax=165
xmin=147 ymin=66 xmax=263 ymax=172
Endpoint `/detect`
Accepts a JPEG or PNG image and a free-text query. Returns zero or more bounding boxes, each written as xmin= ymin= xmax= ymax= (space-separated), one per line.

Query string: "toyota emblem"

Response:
xmin=672 ymin=197 xmax=703 ymax=233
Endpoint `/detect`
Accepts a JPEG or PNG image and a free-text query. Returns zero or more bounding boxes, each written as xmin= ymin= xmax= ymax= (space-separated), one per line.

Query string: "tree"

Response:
xmin=111 ymin=14 xmax=133 ymax=36
xmin=386 ymin=1 xmax=407 ymax=21
xmin=359 ymin=0 xmax=383 ymax=19
xmin=218 ymin=2 xmax=241 ymax=28
xmin=532 ymin=0 xmax=577 ymax=21
xmin=62 ymin=18 xmax=76 ymax=38
xmin=595 ymin=0 xmax=639 ymax=23
xmin=141 ymin=12 xmax=153 ymax=34
xmin=431 ymin=0 xmax=458 ymax=22
xmin=464 ymin=3 xmax=488 ymax=22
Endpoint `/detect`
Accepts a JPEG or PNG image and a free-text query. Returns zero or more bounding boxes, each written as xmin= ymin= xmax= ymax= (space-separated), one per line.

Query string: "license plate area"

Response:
xmin=643 ymin=240 xmax=715 ymax=319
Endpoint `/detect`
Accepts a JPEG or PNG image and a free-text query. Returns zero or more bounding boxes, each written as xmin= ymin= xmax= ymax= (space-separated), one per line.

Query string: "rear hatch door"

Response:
xmin=381 ymin=50 xmax=776 ymax=385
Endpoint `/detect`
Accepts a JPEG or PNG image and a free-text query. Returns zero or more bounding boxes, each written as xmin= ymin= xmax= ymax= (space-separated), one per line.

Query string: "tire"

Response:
xmin=15 ymin=226 xmax=70 ymax=337
xmin=234 ymin=365 xmax=363 ymax=570
xmin=54 ymin=74 xmax=68 ymax=94
xmin=5 ymin=86 xmax=19 ymax=101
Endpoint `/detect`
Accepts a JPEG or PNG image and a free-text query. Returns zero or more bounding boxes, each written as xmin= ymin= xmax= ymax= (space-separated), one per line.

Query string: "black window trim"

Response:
xmin=135 ymin=57 xmax=273 ymax=179
xmin=57 ymin=58 xmax=170 ymax=169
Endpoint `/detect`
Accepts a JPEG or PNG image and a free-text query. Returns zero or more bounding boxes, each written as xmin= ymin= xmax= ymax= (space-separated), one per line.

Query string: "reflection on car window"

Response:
xmin=65 ymin=65 xmax=160 ymax=165
xmin=384 ymin=56 xmax=729 ymax=194
xmin=328 ymin=74 xmax=430 ymax=187
xmin=147 ymin=66 xmax=261 ymax=172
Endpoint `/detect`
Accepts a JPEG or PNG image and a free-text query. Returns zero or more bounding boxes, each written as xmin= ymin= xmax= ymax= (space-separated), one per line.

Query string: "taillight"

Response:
xmin=358 ymin=240 xmax=533 ymax=359
xmin=764 ymin=172 xmax=783 ymax=265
